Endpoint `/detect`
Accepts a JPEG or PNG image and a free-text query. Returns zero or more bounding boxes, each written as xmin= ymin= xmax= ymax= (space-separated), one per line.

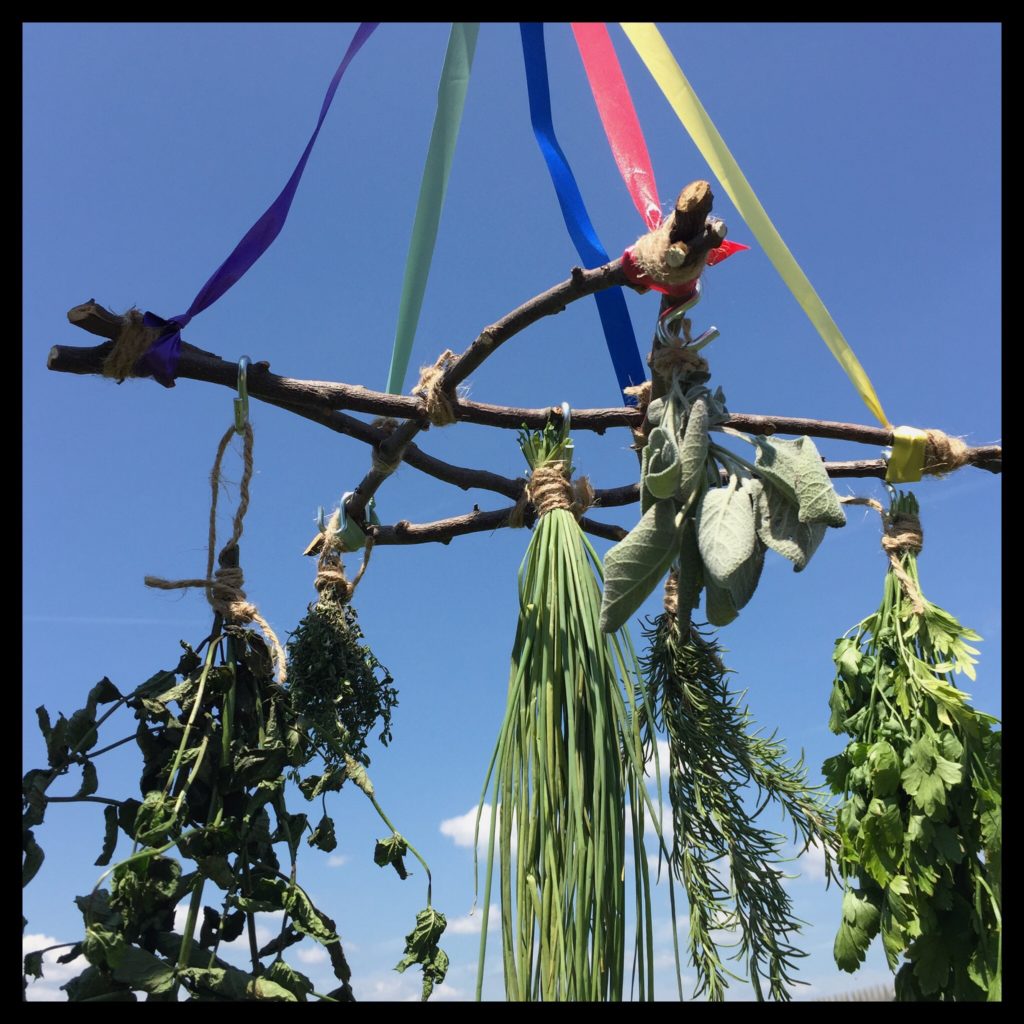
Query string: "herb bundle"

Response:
xmin=824 ymin=491 xmax=1001 ymax=1000
xmin=474 ymin=423 xmax=666 ymax=1001
xmin=642 ymin=602 xmax=838 ymax=1000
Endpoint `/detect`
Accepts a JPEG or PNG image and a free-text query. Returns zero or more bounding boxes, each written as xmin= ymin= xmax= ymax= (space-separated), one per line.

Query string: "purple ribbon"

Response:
xmin=137 ymin=22 xmax=379 ymax=386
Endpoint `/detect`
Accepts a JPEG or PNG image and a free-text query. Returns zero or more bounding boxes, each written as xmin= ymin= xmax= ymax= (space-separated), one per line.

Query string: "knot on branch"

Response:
xmin=413 ymin=349 xmax=459 ymax=426
xmin=101 ymin=308 xmax=159 ymax=382
xmin=923 ymin=429 xmax=971 ymax=476
xmin=650 ymin=345 xmax=709 ymax=380
xmin=624 ymin=380 xmax=653 ymax=449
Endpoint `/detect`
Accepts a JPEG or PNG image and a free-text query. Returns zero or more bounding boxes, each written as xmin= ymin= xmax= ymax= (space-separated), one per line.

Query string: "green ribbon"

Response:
xmin=385 ymin=23 xmax=480 ymax=396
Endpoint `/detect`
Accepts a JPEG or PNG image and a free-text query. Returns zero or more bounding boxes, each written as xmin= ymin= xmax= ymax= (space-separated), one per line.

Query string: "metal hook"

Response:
xmin=559 ymin=401 xmax=571 ymax=440
xmin=656 ymin=280 xmax=703 ymax=347
xmin=234 ymin=356 xmax=251 ymax=434
xmin=338 ymin=491 xmax=354 ymax=535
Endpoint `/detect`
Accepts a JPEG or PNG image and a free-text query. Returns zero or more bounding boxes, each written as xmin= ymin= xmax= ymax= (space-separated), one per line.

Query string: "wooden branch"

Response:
xmin=370 ymin=507 xmax=627 ymax=546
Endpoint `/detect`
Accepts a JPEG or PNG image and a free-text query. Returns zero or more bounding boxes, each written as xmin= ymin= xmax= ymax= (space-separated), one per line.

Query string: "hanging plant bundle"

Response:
xmin=824 ymin=491 xmax=1001 ymax=1000
xmin=475 ymin=423 xmax=667 ymax=1002
xmin=641 ymin=579 xmax=839 ymax=1001
xmin=287 ymin=526 xmax=399 ymax=772
xmin=600 ymin=362 xmax=846 ymax=637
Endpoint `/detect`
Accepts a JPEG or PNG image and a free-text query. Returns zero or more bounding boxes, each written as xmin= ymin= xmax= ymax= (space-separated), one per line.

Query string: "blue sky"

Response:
xmin=24 ymin=22 xmax=1000 ymax=1001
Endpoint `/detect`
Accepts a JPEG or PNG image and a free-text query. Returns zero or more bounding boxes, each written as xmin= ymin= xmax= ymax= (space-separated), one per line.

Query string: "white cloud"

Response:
xmin=326 ymin=854 xmax=349 ymax=868
xmin=644 ymin=739 xmax=673 ymax=779
xmin=440 ymin=803 xmax=516 ymax=854
xmin=445 ymin=905 xmax=499 ymax=935
xmin=798 ymin=839 xmax=828 ymax=882
xmin=23 ymin=933 xmax=87 ymax=1002
xmin=295 ymin=946 xmax=330 ymax=966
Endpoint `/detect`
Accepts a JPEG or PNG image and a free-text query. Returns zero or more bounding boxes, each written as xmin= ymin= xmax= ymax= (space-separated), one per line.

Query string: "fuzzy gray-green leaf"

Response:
xmin=675 ymin=519 xmax=704 ymax=631
xmin=600 ymin=501 xmax=683 ymax=633
xmin=755 ymin=478 xmax=828 ymax=571
xmin=677 ymin=396 xmax=708 ymax=504
xmin=644 ymin=427 xmax=682 ymax=499
xmin=753 ymin=435 xmax=846 ymax=528
xmin=696 ymin=481 xmax=757 ymax=588
xmin=726 ymin=538 xmax=767 ymax=611
xmin=705 ymin=577 xmax=738 ymax=627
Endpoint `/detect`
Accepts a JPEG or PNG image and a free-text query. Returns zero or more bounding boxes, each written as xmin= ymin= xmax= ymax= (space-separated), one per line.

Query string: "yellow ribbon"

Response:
xmin=886 ymin=425 xmax=928 ymax=483
xmin=619 ymin=22 xmax=891 ymax=430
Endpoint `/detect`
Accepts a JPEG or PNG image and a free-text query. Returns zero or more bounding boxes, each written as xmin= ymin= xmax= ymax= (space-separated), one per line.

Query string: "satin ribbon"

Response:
xmin=620 ymin=22 xmax=890 ymax=429
xmin=521 ymin=22 xmax=647 ymax=397
xmin=385 ymin=23 xmax=479 ymax=395
xmin=138 ymin=22 xmax=379 ymax=386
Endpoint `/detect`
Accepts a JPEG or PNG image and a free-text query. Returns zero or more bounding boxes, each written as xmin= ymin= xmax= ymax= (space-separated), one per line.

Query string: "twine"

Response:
xmin=923 ymin=429 xmax=971 ymax=476
xmin=413 ymin=349 xmax=459 ymax=426
xmin=650 ymin=345 xmax=708 ymax=380
xmin=101 ymin=308 xmax=159 ymax=382
xmin=841 ymin=496 xmax=925 ymax=614
xmin=143 ymin=422 xmax=288 ymax=682
xmin=509 ymin=464 xmax=594 ymax=526
xmin=663 ymin=569 xmax=678 ymax=620
xmin=313 ymin=509 xmax=375 ymax=606
xmin=629 ymin=218 xmax=707 ymax=292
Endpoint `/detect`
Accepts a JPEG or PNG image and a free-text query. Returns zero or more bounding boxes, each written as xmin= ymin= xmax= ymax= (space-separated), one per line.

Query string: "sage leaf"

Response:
xmin=725 ymin=538 xmax=766 ymax=611
xmin=697 ymin=480 xmax=757 ymax=588
xmin=677 ymin=395 xmax=708 ymax=504
xmin=675 ymin=519 xmax=704 ymax=632
xmin=705 ymin=577 xmax=738 ymax=627
xmin=600 ymin=501 xmax=683 ymax=633
xmin=752 ymin=435 xmax=846 ymax=527
xmin=754 ymin=477 xmax=827 ymax=571
xmin=644 ymin=426 xmax=682 ymax=499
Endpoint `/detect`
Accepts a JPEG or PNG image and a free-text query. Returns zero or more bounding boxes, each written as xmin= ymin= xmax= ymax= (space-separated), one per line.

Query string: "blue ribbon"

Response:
xmin=519 ymin=22 xmax=646 ymax=400
xmin=138 ymin=22 xmax=379 ymax=386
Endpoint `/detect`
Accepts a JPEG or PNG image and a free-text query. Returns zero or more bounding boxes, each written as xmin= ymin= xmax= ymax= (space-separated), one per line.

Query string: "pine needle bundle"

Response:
xmin=475 ymin=424 xmax=665 ymax=1001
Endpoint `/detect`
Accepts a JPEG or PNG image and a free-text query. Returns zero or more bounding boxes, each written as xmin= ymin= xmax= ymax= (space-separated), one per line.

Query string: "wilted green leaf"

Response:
xmin=265 ymin=960 xmax=314 ymax=1001
xmin=308 ymin=814 xmax=337 ymax=853
xmin=374 ymin=834 xmax=409 ymax=880
xmin=96 ymin=805 xmax=119 ymax=867
xmin=395 ymin=907 xmax=448 ymax=1001
xmin=110 ymin=944 xmax=176 ymax=995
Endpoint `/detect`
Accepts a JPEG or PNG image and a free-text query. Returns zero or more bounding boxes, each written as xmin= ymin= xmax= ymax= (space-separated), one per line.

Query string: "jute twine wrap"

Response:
xmin=629 ymin=219 xmax=707 ymax=291
xmin=508 ymin=464 xmax=595 ymax=527
xmin=663 ymin=569 xmax=679 ymax=620
xmin=923 ymin=429 xmax=971 ymax=476
xmin=313 ymin=508 xmax=374 ymax=606
xmin=144 ymin=422 xmax=288 ymax=682
xmin=413 ymin=349 xmax=459 ymax=426
xmin=650 ymin=345 xmax=709 ymax=380
xmin=102 ymin=308 xmax=160 ymax=382
xmin=842 ymin=496 xmax=925 ymax=614
xmin=625 ymin=379 xmax=653 ymax=448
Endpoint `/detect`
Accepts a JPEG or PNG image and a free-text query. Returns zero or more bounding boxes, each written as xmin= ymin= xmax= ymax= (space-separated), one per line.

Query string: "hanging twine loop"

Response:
xmin=650 ymin=344 xmax=708 ymax=380
xmin=842 ymin=496 xmax=926 ymax=615
xmin=143 ymin=422 xmax=288 ymax=682
xmin=509 ymin=464 xmax=594 ymax=527
xmin=923 ymin=428 xmax=971 ymax=476
xmin=101 ymin=308 xmax=160 ymax=382
xmin=313 ymin=509 xmax=375 ymax=606
xmin=413 ymin=349 xmax=459 ymax=426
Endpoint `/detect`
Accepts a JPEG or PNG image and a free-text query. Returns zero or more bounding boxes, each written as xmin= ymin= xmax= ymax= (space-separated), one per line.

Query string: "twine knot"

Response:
xmin=313 ymin=509 xmax=374 ymax=606
xmin=628 ymin=220 xmax=707 ymax=293
xmin=413 ymin=349 xmax=459 ymax=426
xmin=923 ymin=429 xmax=971 ymax=476
xmin=663 ymin=569 xmax=679 ymax=621
xmin=509 ymin=464 xmax=594 ymax=526
xmin=650 ymin=345 xmax=709 ymax=380
xmin=102 ymin=308 xmax=160 ymax=382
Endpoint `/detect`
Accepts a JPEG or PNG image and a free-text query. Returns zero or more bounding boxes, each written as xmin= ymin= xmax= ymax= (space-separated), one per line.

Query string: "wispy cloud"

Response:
xmin=326 ymin=854 xmax=349 ymax=868
xmin=797 ymin=839 xmax=828 ymax=882
xmin=440 ymin=803 xmax=516 ymax=854
xmin=445 ymin=905 xmax=499 ymax=936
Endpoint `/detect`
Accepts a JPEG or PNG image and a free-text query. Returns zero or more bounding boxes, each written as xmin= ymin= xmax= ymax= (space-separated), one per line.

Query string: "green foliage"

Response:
xmin=286 ymin=596 xmax=398 ymax=769
xmin=825 ymin=491 xmax=1001 ymax=1001
xmin=641 ymin=614 xmax=838 ymax=1000
xmin=599 ymin=363 xmax=844 ymax=635
xmin=395 ymin=907 xmax=449 ymax=1001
